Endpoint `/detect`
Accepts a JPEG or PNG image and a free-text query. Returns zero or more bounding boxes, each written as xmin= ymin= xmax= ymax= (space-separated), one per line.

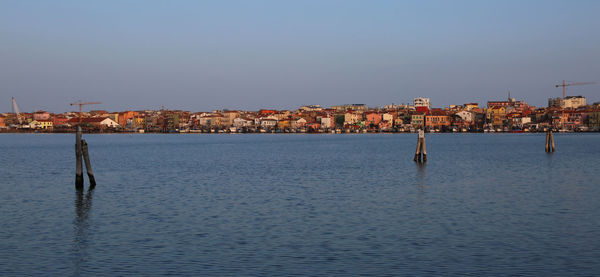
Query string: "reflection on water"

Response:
xmin=73 ymin=188 xmax=93 ymax=276
xmin=416 ymin=162 xmax=427 ymax=204
xmin=416 ymin=162 xmax=427 ymax=184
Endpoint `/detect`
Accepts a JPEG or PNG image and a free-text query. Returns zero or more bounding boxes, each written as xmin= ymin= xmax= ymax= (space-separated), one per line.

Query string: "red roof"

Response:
xmin=66 ymin=117 xmax=109 ymax=123
xmin=415 ymin=106 xmax=429 ymax=113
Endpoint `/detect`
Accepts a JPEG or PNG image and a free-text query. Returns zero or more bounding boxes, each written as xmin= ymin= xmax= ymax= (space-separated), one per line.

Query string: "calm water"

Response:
xmin=1 ymin=133 xmax=599 ymax=276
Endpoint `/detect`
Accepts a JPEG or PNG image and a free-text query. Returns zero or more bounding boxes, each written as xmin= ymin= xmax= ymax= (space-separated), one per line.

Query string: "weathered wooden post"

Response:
xmin=545 ymin=130 xmax=550 ymax=152
xmin=81 ymin=139 xmax=96 ymax=189
xmin=421 ymin=135 xmax=427 ymax=162
xmin=414 ymin=132 xmax=422 ymax=162
xmin=75 ymin=126 xmax=84 ymax=189
xmin=550 ymin=130 xmax=555 ymax=152
xmin=414 ymin=129 xmax=427 ymax=163
xmin=545 ymin=130 xmax=555 ymax=152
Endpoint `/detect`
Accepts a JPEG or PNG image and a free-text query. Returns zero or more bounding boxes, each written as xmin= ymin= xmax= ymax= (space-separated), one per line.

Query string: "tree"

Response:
xmin=335 ymin=115 xmax=345 ymax=128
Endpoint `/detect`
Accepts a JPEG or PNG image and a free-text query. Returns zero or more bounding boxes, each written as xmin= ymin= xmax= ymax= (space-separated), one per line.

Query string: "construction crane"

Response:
xmin=70 ymin=101 xmax=101 ymax=124
xmin=11 ymin=97 xmax=22 ymax=124
xmin=555 ymin=80 xmax=595 ymax=99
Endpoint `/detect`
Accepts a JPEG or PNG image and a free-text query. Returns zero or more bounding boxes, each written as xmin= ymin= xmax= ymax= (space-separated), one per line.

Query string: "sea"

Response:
xmin=1 ymin=133 xmax=599 ymax=276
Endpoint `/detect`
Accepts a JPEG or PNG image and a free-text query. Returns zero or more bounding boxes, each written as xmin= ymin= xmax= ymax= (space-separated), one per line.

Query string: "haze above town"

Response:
xmin=1 ymin=0 xmax=599 ymax=113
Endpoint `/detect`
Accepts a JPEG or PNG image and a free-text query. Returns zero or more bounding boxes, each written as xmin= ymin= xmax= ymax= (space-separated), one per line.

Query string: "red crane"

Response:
xmin=555 ymin=80 xmax=595 ymax=99
xmin=70 ymin=101 xmax=101 ymax=124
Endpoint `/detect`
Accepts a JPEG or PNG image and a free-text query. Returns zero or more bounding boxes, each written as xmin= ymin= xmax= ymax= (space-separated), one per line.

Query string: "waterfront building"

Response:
xmin=277 ymin=119 xmax=291 ymax=130
xmin=411 ymin=113 xmax=425 ymax=128
xmin=413 ymin=97 xmax=430 ymax=109
xmin=306 ymin=122 xmax=321 ymax=131
xmin=291 ymin=117 xmax=307 ymax=129
xmin=382 ymin=113 xmax=394 ymax=123
xmin=233 ymin=117 xmax=252 ymax=128
xmin=66 ymin=117 xmax=119 ymax=128
xmin=318 ymin=116 xmax=333 ymax=129
xmin=464 ymin=103 xmax=479 ymax=111
xmin=298 ymin=105 xmax=322 ymax=112
xmin=588 ymin=111 xmax=600 ymax=130
xmin=33 ymin=111 xmax=51 ymax=121
xmin=222 ymin=110 xmax=241 ymax=126
xmin=332 ymin=104 xmax=367 ymax=112
xmin=564 ymin=96 xmax=586 ymax=109
xmin=548 ymin=96 xmax=587 ymax=109
xmin=344 ymin=111 xmax=362 ymax=125
xmin=206 ymin=113 xmax=224 ymax=128
xmin=29 ymin=120 xmax=53 ymax=129
xmin=118 ymin=111 xmax=138 ymax=127
xmin=273 ymin=111 xmax=291 ymax=120
xmin=365 ymin=112 xmax=382 ymax=127
xmin=53 ymin=116 xmax=69 ymax=126
xmin=487 ymin=106 xmax=507 ymax=127
xmin=260 ymin=118 xmax=278 ymax=129
xmin=487 ymin=101 xmax=511 ymax=108
xmin=383 ymin=104 xmax=409 ymax=110
xmin=425 ymin=110 xmax=450 ymax=129
xmin=455 ymin=110 xmax=475 ymax=123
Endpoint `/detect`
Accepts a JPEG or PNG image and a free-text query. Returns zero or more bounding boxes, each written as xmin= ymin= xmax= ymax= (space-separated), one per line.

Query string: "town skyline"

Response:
xmin=4 ymin=95 xmax=599 ymax=133
xmin=5 ymin=89 xmax=598 ymax=114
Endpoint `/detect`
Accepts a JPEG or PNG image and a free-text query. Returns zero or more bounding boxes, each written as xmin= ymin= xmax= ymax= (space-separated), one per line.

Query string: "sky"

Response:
xmin=1 ymin=0 xmax=599 ymax=113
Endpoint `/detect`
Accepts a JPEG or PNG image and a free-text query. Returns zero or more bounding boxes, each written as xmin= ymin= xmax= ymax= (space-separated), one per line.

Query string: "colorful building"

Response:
xmin=29 ymin=120 xmax=53 ymax=129
xmin=33 ymin=111 xmax=51 ymax=121
xmin=425 ymin=111 xmax=450 ymax=129
xmin=487 ymin=106 xmax=506 ymax=127
xmin=411 ymin=113 xmax=425 ymax=128
xmin=365 ymin=112 xmax=382 ymax=127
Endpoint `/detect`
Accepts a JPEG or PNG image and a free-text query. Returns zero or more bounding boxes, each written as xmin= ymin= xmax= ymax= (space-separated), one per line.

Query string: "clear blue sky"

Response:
xmin=1 ymin=0 xmax=599 ymax=113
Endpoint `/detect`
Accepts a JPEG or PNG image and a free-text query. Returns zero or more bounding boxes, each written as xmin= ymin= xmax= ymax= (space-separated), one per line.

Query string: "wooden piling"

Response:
xmin=545 ymin=130 xmax=555 ymax=153
xmin=75 ymin=126 xmax=84 ymax=189
xmin=414 ymin=136 xmax=422 ymax=162
xmin=545 ymin=131 xmax=549 ymax=152
xmin=81 ymin=139 xmax=96 ymax=189
xmin=421 ymin=136 xmax=427 ymax=162
xmin=414 ymin=130 xmax=427 ymax=163
xmin=550 ymin=130 xmax=555 ymax=152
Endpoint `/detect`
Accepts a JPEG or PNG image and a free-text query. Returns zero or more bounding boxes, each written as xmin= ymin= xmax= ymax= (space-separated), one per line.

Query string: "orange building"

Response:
xmin=53 ymin=116 xmax=69 ymax=126
xmin=365 ymin=112 xmax=382 ymax=127
xmin=118 ymin=111 xmax=139 ymax=127
xmin=425 ymin=110 xmax=450 ymax=129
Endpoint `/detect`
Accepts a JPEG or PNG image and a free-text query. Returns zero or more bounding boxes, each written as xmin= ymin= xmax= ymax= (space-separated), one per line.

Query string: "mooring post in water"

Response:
xmin=545 ymin=129 xmax=555 ymax=153
xmin=414 ymin=134 xmax=422 ymax=162
xmin=81 ymin=139 xmax=96 ymax=189
xmin=421 ymin=135 xmax=427 ymax=162
xmin=414 ymin=129 xmax=426 ymax=163
xmin=75 ymin=126 xmax=84 ymax=189
xmin=550 ymin=130 xmax=555 ymax=152
xmin=545 ymin=130 xmax=549 ymax=152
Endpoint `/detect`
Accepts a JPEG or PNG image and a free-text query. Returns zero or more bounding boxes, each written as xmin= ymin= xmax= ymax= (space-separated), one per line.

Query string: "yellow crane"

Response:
xmin=70 ymin=101 xmax=101 ymax=124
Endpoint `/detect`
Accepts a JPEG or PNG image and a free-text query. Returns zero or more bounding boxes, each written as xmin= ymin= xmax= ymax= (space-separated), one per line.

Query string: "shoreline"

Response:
xmin=1 ymin=130 xmax=598 ymax=135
